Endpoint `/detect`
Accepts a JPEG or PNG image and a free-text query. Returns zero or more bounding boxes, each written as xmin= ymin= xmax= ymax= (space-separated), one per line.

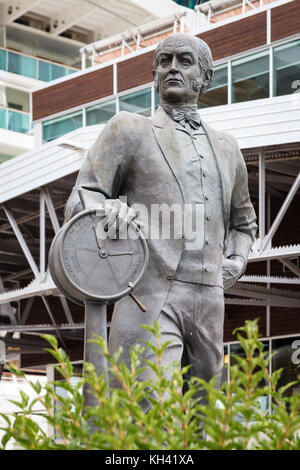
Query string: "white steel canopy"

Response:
xmin=0 ymin=0 xmax=188 ymax=39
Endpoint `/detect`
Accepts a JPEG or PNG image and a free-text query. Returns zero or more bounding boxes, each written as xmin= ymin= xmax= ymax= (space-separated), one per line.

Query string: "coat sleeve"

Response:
xmin=225 ymin=137 xmax=258 ymax=269
xmin=64 ymin=111 xmax=139 ymax=221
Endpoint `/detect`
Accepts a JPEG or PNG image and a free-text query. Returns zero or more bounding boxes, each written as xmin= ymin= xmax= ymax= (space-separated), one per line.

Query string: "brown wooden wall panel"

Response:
xmin=32 ymin=65 xmax=113 ymax=121
xmin=117 ymin=50 xmax=154 ymax=93
xmin=21 ymin=346 xmax=84 ymax=368
xmin=224 ymin=306 xmax=266 ymax=342
xmin=271 ymin=1 xmax=300 ymax=42
xmin=197 ymin=12 xmax=267 ymax=61
xmin=270 ymin=307 xmax=300 ymax=337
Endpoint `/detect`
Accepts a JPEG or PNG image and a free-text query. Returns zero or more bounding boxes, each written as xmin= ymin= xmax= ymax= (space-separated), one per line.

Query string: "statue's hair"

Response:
xmin=153 ymin=34 xmax=214 ymax=95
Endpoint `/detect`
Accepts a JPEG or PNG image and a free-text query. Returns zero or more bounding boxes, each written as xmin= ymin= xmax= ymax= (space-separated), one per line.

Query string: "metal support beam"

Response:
xmin=50 ymin=3 xmax=97 ymax=35
xmin=249 ymin=244 xmax=300 ymax=263
xmin=227 ymin=284 xmax=300 ymax=308
xmin=260 ymin=172 xmax=300 ymax=253
xmin=3 ymin=269 xmax=32 ymax=283
xmin=0 ymin=323 xmax=84 ymax=333
xmin=121 ymin=36 xmax=134 ymax=55
xmin=3 ymin=205 xmax=40 ymax=279
xmin=20 ymin=297 xmax=34 ymax=325
xmin=2 ymin=0 xmax=43 ymax=24
xmin=44 ymin=188 xmax=60 ymax=233
xmin=0 ymin=276 xmax=16 ymax=325
xmin=280 ymin=259 xmax=300 ymax=278
xmin=41 ymin=296 xmax=67 ymax=350
xmin=239 ymin=275 xmax=300 ymax=284
xmin=0 ymin=201 xmax=65 ymax=234
xmin=266 ymin=193 xmax=271 ymax=337
xmin=40 ymin=190 xmax=46 ymax=281
xmin=259 ymin=149 xmax=266 ymax=247
xmin=59 ymin=297 xmax=74 ymax=324
xmin=225 ymin=298 xmax=273 ymax=307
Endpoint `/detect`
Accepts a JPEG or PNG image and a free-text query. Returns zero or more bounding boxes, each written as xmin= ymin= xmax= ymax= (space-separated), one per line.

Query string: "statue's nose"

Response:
xmin=170 ymin=55 xmax=179 ymax=72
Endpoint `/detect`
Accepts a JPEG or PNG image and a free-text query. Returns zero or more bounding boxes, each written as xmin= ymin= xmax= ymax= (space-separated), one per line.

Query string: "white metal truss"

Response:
xmin=260 ymin=173 xmax=300 ymax=253
xmin=239 ymin=275 xmax=300 ymax=285
xmin=0 ymin=275 xmax=16 ymax=323
xmin=249 ymin=244 xmax=300 ymax=262
xmin=227 ymin=284 xmax=300 ymax=308
xmin=2 ymin=205 xmax=40 ymax=279
xmin=0 ymin=185 xmax=75 ymax=340
xmin=0 ymin=0 xmax=43 ymax=24
xmin=280 ymin=259 xmax=300 ymax=277
xmin=0 ymin=273 xmax=58 ymax=305
xmin=0 ymin=322 xmax=84 ymax=332
xmin=49 ymin=2 xmax=97 ymax=36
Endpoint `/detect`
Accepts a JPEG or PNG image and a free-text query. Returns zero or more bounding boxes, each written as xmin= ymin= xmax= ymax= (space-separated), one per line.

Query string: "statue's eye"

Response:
xmin=182 ymin=57 xmax=192 ymax=65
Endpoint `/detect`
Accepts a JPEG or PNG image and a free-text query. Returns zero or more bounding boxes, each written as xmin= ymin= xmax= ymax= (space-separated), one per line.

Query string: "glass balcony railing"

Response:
xmin=0 ymin=47 xmax=78 ymax=82
xmin=0 ymin=107 xmax=31 ymax=134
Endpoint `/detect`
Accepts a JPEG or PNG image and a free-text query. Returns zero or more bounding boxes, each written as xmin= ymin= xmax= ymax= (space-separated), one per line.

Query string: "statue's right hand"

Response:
xmin=100 ymin=199 xmax=140 ymax=239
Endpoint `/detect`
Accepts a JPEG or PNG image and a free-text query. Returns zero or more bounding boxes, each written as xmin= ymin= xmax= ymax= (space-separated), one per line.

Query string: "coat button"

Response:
xmin=167 ymin=272 xmax=174 ymax=280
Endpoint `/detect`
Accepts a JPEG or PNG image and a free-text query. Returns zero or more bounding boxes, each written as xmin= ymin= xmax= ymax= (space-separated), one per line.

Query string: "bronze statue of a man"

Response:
xmin=65 ymin=34 xmax=257 ymax=408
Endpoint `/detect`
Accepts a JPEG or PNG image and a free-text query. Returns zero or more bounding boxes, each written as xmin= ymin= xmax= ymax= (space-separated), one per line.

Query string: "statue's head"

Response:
xmin=153 ymin=33 xmax=213 ymax=105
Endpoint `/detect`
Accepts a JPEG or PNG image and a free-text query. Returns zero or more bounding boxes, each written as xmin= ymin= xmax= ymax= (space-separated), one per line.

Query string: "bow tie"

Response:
xmin=169 ymin=108 xmax=201 ymax=130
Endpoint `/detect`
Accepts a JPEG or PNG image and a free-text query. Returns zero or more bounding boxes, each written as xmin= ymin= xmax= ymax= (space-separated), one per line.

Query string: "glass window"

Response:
xmin=6 ymin=25 xmax=81 ymax=68
xmin=42 ymin=110 xmax=83 ymax=143
xmin=119 ymin=88 xmax=151 ymax=116
xmin=38 ymin=60 xmax=67 ymax=81
xmin=8 ymin=51 xmax=37 ymax=79
xmin=86 ymin=100 xmax=116 ymax=126
xmin=274 ymin=40 xmax=300 ymax=96
xmin=198 ymin=63 xmax=228 ymax=108
xmin=0 ymin=108 xmax=6 ymax=129
xmin=67 ymin=67 xmax=77 ymax=76
xmin=232 ymin=50 xmax=269 ymax=103
xmin=7 ymin=110 xmax=30 ymax=134
xmin=0 ymin=49 xmax=6 ymax=71
xmin=272 ymin=337 xmax=300 ymax=400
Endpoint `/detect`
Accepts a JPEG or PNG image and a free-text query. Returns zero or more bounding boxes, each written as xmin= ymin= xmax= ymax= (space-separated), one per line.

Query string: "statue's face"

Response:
xmin=155 ymin=37 xmax=204 ymax=105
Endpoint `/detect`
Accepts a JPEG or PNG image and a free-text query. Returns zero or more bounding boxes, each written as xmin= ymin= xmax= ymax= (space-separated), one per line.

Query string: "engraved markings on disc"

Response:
xmin=62 ymin=213 xmax=144 ymax=297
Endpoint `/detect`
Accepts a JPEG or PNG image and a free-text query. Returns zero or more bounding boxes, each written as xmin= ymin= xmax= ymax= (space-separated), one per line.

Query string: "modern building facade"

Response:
xmin=0 ymin=0 xmax=299 ymax=397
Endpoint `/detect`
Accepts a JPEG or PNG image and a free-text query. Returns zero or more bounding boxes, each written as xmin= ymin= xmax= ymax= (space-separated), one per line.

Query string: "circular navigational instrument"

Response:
xmin=49 ymin=209 xmax=149 ymax=309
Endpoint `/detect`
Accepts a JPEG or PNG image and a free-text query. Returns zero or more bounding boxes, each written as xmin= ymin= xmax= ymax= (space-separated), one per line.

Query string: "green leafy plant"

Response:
xmin=0 ymin=320 xmax=300 ymax=450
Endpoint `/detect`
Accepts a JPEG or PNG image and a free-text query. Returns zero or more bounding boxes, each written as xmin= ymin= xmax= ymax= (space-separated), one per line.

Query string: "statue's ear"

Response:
xmin=204 ymin=69 xmax=213 ymax=89
xmin=200 ymin=69 xmax=213 ymax=96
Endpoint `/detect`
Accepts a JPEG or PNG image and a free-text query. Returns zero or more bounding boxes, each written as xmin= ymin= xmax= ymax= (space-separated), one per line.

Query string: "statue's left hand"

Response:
xmin=222 ymin=255 xmax=245 ymax=290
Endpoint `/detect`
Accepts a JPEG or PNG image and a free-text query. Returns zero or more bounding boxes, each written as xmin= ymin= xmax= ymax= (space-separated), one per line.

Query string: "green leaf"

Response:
xmin=41 ymin=334 xmax=58 ymax=349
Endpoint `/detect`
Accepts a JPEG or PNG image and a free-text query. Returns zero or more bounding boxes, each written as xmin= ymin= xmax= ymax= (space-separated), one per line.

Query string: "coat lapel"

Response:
xmin=151 ymin=107 xmax=187 ymax=203
xmin=151 ymin=107 xmax=231 ymax=226
xmin=201 ymin=120 xmax=231 ymax=226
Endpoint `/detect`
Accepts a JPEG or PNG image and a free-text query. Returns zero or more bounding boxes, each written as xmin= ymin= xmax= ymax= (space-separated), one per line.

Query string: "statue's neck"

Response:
xmin=160 ymin=99 xmax=198 ymax=115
